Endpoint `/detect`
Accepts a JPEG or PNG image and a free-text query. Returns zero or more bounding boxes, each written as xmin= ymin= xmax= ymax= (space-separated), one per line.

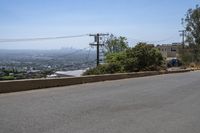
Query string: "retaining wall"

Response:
xmin=0 ymin=70 xmax=191 ymax=94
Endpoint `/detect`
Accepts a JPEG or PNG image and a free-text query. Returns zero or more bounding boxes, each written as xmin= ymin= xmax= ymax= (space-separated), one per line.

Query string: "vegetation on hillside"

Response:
xmin=84 ymin=41 xmax=164 ymax=75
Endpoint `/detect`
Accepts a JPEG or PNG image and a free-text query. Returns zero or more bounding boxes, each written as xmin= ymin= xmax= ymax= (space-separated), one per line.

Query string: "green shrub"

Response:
xmin=0 ymin=76 xmax=15 ymax=80
xmin=84 ymin=43 xmax=164 ymax=75
xmin=83 ymin=63 xmax=123 ymax=75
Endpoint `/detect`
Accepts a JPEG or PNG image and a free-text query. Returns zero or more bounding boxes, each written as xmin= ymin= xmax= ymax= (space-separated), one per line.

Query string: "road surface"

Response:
xmin=1 ymin=71 xmax=200 ymax=133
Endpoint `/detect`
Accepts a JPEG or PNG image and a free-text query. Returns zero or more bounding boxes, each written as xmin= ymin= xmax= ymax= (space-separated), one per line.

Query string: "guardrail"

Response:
xmin=0 ymin=70 xmax=191 ymax=94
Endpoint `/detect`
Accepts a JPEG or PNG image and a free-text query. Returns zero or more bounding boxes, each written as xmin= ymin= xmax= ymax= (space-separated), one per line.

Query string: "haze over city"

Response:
xmin=0 ymin=0 xmax=198 ymax=49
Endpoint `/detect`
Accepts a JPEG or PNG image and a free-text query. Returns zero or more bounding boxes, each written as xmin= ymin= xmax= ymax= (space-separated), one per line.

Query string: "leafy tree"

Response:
xmin=184 ymin=5 xmax=200 ymax=62
xmin=178 ymin=45 xmax=193 ymax=65
xmin=105 ymin=34 xmax=128 ymax=53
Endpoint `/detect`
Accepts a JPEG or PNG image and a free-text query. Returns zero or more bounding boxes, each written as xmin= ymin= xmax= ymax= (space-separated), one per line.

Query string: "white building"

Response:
xmin=48 ymin=69 xmax=88 ymax=78
xmin=156 ymin=43 xmax=180 ymax=59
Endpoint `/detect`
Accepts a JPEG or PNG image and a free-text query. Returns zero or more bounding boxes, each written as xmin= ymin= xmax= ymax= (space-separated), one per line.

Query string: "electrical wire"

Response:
xmin=146 ymin=36 xmax=178 ymax=44
xmin=127 ymin=34 xmax=179 ymax=45
xmin=0 ymin=34 xmax=89 ymax=43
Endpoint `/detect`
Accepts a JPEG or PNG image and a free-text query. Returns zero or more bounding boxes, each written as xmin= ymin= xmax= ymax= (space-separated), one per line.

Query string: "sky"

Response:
xmin=0 ymin=0 xmax=199 ymax=49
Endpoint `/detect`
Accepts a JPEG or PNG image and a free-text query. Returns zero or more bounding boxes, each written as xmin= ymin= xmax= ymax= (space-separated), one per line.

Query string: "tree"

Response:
xmin=105 ymin=34 xmax=128 ymax=53
xmin=184 ymin=5 xmax=200 ymax=62
xmin=178 ymin=45 xmax=193 ymax=65
xmin=84 ymin=43 xmax=164 ymax=75
xmin=123 ymin=43 xmax=163 ymax=72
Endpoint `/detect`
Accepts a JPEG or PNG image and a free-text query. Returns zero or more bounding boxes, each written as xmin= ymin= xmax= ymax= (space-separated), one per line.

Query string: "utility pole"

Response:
xmin=179 ymin=30 xmax=186 ymax=49
xmin=89 ymin=33 xmax=109 ymax=66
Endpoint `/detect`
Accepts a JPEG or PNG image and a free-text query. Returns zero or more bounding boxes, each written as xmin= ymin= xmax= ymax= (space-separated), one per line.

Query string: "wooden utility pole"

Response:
xmin=179 ymin=30 xmax=186 ymax=49
xmin=96 ymin=34 xmax=100 ymax=66
xmin=89 ymin=33 xmax=109 ymax=66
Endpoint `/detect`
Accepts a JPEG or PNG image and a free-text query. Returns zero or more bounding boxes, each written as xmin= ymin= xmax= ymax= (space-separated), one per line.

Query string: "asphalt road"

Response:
xmin=1 ymin=71 xmax=200 ymax=133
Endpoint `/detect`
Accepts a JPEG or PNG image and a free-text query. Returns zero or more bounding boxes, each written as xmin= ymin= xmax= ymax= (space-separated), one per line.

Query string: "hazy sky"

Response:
xmin=0 ymin=0 xmax=198 ymax=49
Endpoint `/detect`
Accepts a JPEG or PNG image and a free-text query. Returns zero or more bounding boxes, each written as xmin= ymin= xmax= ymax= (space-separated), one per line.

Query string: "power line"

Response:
xmin=0 ymin=34 xmax=89 ymax=43
xmin=147 ymin=36 xmax=177 ymax=44
xmin=127 ymin=35 xmax=179 ymax=45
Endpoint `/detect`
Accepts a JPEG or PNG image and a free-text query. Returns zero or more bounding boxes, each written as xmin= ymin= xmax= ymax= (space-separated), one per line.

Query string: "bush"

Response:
xmin=83 ymin=63 xmax=123 ymax=75
xmin=84 ymin=43 xmax=164 ymax=75
xmin=0 ymin=76 xmax=15 ymax=80
xmin=129 ymin=43 xmax=163 ymax=71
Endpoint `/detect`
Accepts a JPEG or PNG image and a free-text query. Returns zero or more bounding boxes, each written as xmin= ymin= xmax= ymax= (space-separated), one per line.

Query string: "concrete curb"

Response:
xmin=0 ymin=70 xmax=191 ymax=94
xmin=190 ymin=68 xmax=200 ymax=71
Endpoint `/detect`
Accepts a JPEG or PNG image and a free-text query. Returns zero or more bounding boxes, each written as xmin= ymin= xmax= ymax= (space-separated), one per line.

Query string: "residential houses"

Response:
xmin=156 ymin=43 xmax=180 ymax=60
